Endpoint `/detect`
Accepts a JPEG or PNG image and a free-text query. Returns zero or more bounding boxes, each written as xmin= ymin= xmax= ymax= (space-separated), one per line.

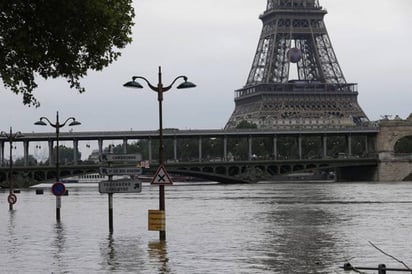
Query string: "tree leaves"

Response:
xmin=0 ymin=0 xmax=135 ymax=106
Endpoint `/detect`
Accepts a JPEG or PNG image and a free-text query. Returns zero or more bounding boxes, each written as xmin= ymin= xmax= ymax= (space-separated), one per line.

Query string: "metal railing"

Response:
xmin=235 ymin=82 xmax=358 ymax=99
xmin=268 ymin=0 xmax=321 ymax=10
xmin=342 ymin=263 xmax=412 ymax=273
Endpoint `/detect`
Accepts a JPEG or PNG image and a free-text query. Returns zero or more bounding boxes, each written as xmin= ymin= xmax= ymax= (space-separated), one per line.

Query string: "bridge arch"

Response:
xmin=293 ymin=164 xmax=305 ymax=172
xmin=267 ymin=165 xmax=278 ymax=175
xmin=377 ymin=116 xmax=412 ymax=153
xmin=228 ymin=166 xmax=240 ymax=176
xmin=394 ymin=136 xmax=412 ymax=153
xmin=216 ymin=166 xmax=226 ymax=175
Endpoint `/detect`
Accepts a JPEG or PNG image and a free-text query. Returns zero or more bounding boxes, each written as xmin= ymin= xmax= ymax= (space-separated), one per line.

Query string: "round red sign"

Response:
xmin=8 ymin=193 xmax=17 ymax=205
xmin=51 ymin=182 xmax=66 ymax=196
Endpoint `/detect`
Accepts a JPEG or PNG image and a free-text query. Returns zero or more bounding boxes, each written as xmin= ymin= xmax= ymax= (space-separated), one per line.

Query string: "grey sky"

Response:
xmin=1 ymin=0 xmax=411 ymax=134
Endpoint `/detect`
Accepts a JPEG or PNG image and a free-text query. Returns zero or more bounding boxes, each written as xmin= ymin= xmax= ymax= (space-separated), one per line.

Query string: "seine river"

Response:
xmin=1 ymin=182 xmax=411 ymax=273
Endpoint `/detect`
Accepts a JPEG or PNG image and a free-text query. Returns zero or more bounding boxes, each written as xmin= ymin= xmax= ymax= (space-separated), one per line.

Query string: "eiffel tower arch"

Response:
xmin=225 ymin=0 xmax=368 ymax=129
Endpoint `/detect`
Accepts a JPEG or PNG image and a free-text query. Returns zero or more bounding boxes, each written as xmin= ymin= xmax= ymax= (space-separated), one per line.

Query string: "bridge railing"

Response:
xmin=2 ymin=151 xmax=379 ymax=169
xmin=0 ymin=128 xmax=379 ymax=172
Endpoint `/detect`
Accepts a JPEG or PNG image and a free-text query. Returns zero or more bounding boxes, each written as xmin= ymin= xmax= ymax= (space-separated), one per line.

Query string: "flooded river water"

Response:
xmin=1 ymin=182 xmax=411 ymax=273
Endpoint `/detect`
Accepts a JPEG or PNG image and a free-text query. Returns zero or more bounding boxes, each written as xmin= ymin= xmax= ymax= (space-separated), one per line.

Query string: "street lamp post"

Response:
xmin=34 ymin=111 xmax=81 ymax=221
xmin=1 ymin=127 xmax=23 ymax=210
xmin=123 ymin=66 xmax=196 ymax=241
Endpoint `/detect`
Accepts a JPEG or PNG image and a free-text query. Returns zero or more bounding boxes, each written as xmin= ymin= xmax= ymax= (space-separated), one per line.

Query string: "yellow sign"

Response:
xmin=148 ymin=210 xmax=165 ymax=231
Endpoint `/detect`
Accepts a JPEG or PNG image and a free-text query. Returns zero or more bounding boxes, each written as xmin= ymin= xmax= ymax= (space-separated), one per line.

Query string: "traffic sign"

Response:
xmin=151 ymin=165 xmax=173 ymax=185
xmin=101 ymin=154 xmax=142 ymax=163
xmin=51 ymin=182 xmax=66 ymax=196
xmin=99 ymin=167 xmax=143 ymax=176
xmin=7 ymin=193 xmax=17 ymax=205
xmin=148 ymin=210 xmax=165 ymax=231
xmin=99 ymin=180 xmax=142 ymax=193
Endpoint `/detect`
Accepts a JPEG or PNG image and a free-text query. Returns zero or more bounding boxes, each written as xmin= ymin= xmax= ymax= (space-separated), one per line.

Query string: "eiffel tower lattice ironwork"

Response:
xmin=225 ymin=0 xmax=368 ymax=129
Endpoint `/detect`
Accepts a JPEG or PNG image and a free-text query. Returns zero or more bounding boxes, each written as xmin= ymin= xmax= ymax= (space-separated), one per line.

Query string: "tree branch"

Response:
xmin=369 ymin=241 xmax=411 ymax=270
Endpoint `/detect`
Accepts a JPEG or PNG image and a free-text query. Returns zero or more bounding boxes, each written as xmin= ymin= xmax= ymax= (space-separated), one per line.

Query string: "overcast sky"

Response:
xmin=1 ymin=0 xmax=412 ymax=134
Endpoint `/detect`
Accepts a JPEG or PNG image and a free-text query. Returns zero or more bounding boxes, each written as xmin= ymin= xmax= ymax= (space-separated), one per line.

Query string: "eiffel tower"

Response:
xmin=225 ymin=0 xmax=368 ymax=129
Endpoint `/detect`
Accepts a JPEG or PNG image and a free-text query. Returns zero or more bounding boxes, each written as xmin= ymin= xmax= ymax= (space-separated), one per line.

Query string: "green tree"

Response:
xmin=57 ymin=145 xmax=81 ymax=164
xmin=0 ymin=1 xmax=135 ymax=106
xmin=236 ymin=120 xmax=258 ymax=129
xmin=38 ymin=146 xmax=80 ymax=165
xmin=14 ymin=155 xmax=38 ymax=166
xmin=177 ymin=138 xmax=198 ymax=162
xmin=105 ymin=140 xmax=148 ymax=159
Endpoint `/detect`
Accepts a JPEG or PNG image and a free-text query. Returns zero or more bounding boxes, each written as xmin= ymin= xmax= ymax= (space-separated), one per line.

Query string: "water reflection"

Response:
xmin=99 ymin=234 xmax=146 ymax=272
xmin=147 ymin=241 xmax=171 ymax=274
xmin=256 ymin=186 xmax=341 ymax=273
xmin=52 ymin=222 xmax=68 ymax=271
xmin=7 ymin=210 xmax=18 ymax=257
xmin=270 ymin=206 xmax=338 ymax=273
xmin=105 ymin=234 xmax=117 ymax=271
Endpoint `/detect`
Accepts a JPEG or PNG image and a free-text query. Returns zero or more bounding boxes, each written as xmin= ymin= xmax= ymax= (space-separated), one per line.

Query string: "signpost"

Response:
xmin=148 ymin=165 xmax=172 ymax=237
xmin=98 ymin=153 xmax=144 ymax=233
xmin=99 ymin=180 xmax=142 ymax=194
xmin=101 ymin=153 xmax=142 ymax=162
xmin=99 ymin=179 xmax=142 ymax=233
xmin=51 ymin=182 xmax=66 ymax=219
xmin=99 ymin=167 xmax=142 ymax=176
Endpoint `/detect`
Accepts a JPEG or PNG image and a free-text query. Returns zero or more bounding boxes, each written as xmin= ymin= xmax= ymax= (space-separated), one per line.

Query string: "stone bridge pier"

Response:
xmin=376 ymin=115 xmax=412 ymax=181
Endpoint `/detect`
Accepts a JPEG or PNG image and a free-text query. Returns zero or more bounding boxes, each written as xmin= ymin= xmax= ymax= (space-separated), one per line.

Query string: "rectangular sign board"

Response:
xmin=101 ymin=154 xmax=142 ymax=163
xmin=99 ymin=180 xmax=142 ymax=194
xmin=148 ymin=210 xmax=165 ymax=231
xmin=99 ymin=167 xmax=142 ymax=176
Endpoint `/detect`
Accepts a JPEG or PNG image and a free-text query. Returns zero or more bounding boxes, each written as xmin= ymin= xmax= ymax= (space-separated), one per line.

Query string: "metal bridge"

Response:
xmin=0 ymin=127 xmax=379 ymax=187
xmin=0 ymin=157 xmax=379 ymax=187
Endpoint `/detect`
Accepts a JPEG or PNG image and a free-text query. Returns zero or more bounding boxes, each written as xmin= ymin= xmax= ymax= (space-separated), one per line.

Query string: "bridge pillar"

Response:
xmin=48 ymin=140 xmax=54 ymax=166
xmin=198 ymin=137 xmax=202 ymax=162
xmin=248 ymin=136 xmax=252 ymax=160
xmin=173 ymin=137 xmax=177 ymax=162
xmin=148 ymin=138 xmax=152 ymax=162
xmin=73 ymin=139 xmax=79 ymax=165
xmin=322 ymin=135 xmax=327 ymax=159
xmin=273 ymin=136 xmax=278 ymax=160
xmin=365 ymin=135 xmax=369 ymax=156
xmin=23 ymin=140 xmax=29 ymax=167
xmin=0 ymin=141 xmax=4 ymax=167
xmin=223 ymin=136 xmax=227 ymax=161
xmin=298 ymin=135 xmax=302 ymax=160
xmin=347 ymin=135 xmax=352 ymax=157
xmin=98 ymin=138 xmax=103 ymax=157
xmin=122 ymin=138 xmax=128 ymax=154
